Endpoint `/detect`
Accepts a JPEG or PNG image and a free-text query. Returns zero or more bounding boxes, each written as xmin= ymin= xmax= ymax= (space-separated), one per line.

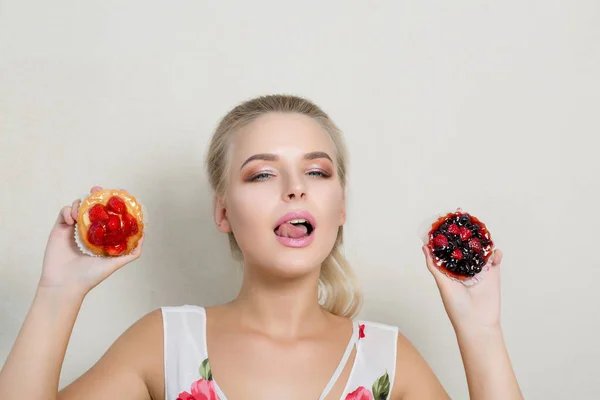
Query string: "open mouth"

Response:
xmin=274 ymin=219 xmax=314 ymax=238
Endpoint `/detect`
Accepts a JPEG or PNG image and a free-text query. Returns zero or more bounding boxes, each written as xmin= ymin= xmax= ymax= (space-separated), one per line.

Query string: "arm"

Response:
xmin=0 ymin=287 xmax=86 ymax=398
xmin=390 ymin=328 xmax=520 ymax=400
xmin=0 ymin=288 xmax=162 ymax=400
xmin=392 ymin=248 xmax=522 ymax=399
xmin=0 ymin=187 xmax=159 ymax=399
xmin=58 ymin=309 xmax=164 ymax=400
xmin=422 ymin=246 xmax=523 ymax=400
xmin=455 ymin=327 xmax=521 ymax=400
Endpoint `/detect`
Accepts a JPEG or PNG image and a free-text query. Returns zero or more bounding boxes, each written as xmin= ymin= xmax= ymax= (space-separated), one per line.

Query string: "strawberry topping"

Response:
xmin=448 ymin=224 xmax=460 ymax=235
xmin=468 ymin=238 xmax=482 ymax=252
xmin=105 ymin=242 xmax=128 ymax=256
xmin=89 ymin=204 xmax=109 ymax=223
xmin=451 ymin=249 xmax=463 ymax=260
xmin=87 ymin=222 xmax=106 ymax=246
xmin=460 ymin=227 xmax=472 ymax=240
xmin=107 ymin=196 xmax=127 ymax=214
xmin=107 ymin=215 xmax=121 ymax=231
xmin=84 ymin=196 xmax=140 ymax=256
xmin=121 ymin=213 xmax=139 ymax=236
xmin=433 ymin=234 xmax=449 ymax=247
xmin=103 ymin=229 xmax=127 ymax=247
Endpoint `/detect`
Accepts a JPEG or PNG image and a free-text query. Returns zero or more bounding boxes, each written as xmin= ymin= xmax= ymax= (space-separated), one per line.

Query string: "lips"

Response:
xmin=274 ymin=211 xmax=317 ymax=231
xmin=273 ymin=211 xmax=316 ymax=248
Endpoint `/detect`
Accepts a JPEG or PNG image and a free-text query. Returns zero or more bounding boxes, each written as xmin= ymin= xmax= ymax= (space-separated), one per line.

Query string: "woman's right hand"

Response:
xmin=39 ymin=186 xmax=144 ymax=297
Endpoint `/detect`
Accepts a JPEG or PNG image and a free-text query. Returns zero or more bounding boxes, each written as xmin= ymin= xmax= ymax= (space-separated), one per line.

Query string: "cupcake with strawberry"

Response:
xmin=75 ymin=188 xmax=146 ymax=257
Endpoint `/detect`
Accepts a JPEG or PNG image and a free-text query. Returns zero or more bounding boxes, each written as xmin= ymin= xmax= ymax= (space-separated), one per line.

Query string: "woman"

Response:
xmin=0 ymin=95 xmax=523 ymax=399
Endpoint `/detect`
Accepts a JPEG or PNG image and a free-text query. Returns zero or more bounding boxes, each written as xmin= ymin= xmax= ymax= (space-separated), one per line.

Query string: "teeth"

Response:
xmin=288 ymin=219 xmax=307 ymax=224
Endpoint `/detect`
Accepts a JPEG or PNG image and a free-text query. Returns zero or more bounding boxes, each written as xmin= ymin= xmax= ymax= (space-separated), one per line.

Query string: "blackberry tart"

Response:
xmin=75 ymin=188 xmax=145 ymax=257
xmin=427 ymin=209 xmax=494 ymax=283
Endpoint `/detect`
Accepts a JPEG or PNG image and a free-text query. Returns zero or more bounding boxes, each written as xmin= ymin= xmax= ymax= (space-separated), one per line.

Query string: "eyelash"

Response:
xmin=248 ymin=170 xmax=331 ymax=182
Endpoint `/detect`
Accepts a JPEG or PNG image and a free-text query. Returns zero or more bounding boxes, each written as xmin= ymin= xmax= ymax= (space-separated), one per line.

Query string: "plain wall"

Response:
xmin=1 ymin=1 xmax=599 ymax=398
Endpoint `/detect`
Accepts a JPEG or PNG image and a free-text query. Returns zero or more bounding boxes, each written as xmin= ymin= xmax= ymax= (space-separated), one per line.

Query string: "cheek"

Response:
xmin=226 ymin=185 xmax=275 ymax=230
xmin=314 ymin=182 xmax=345 ymax=221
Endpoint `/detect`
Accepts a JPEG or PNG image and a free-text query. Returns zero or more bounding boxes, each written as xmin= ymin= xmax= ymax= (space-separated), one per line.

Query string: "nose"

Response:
xmin=283 ymin=175 xmax=306 ymax=202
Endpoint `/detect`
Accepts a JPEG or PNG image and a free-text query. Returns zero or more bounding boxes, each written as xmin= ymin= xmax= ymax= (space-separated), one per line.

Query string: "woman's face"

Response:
xmin=214 ymin=112 xmax=346 ymax=278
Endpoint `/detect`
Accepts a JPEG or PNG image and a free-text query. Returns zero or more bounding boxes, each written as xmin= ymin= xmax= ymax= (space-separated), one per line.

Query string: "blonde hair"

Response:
xmin=205 ymin=94 xmax=362 ymax=318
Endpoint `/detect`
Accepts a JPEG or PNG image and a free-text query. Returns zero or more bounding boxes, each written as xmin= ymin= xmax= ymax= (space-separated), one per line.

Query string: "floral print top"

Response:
xmin=162 ymin=305 xmax=398 ymax=400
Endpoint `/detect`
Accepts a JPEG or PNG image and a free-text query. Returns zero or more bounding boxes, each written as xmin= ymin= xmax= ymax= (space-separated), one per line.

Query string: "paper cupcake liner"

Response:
xmin=73 ymin=189 xmax=148 ymax=257
xmin=419 ymin=207 xmax=495 ymax=287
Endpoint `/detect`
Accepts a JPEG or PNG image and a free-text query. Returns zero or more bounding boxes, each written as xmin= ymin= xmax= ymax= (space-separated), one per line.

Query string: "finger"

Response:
xmin=422 ymin=245 xmax=448 ymax=283
xmin=422 ymin=245 xmax=472 ymax=291
xmin=491 ymin=249 xmax=503 ymax=266
xmin=422 ymin=245 xmax=436 ymax=273
xmin=482 ymin=250 xmax=502 ymax=284
xmin=71 ymin=199 xmax=81 ymax=220
xmin=57 ymin=206 xmax=74 ymax=226
xmin=129 ymin=234 xmax=144 ymax=257
xmin=91 ymin=186 xmax=103 ymax=193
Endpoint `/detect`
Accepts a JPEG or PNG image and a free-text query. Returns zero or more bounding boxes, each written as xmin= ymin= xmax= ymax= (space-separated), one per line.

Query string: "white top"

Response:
xmin=162 ymin=305 xmax=398 ymax=400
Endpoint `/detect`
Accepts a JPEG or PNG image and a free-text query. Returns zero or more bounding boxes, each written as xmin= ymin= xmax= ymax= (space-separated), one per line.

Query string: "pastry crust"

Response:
xmin=76 ymin=189 xmax=144 ymax=256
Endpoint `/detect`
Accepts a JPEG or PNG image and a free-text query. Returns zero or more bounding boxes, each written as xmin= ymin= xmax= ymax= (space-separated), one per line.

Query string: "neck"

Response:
xmin=229 ymin=264 xmax=329 ymax=339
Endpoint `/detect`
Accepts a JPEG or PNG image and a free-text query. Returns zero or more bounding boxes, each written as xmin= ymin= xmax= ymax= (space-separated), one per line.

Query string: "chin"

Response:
xmin=238 ymin=231 xmax=338 ymax=279
xmin=274 ymin=254 xmax=324 ymax=278
xmin=241 ymin=246 xmax=327 ymax=280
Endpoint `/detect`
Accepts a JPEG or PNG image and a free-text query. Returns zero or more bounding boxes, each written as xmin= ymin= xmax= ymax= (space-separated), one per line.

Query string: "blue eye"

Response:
xmin=249 ymin=170 xmax=330 ymax=182
xmin=307 ymin=170 xmax=330 ymax=178
xmin=249 ymin=172 xmax=273 ymax=182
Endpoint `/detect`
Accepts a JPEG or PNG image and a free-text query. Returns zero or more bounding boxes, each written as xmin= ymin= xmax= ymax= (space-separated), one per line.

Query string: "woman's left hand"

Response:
xmin=422 ymin=246 xmax=504 ymax=335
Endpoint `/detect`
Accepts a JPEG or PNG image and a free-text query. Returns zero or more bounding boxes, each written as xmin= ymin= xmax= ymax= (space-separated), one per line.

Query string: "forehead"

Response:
xmin=229 ymin=113 xmax=336 ymax=164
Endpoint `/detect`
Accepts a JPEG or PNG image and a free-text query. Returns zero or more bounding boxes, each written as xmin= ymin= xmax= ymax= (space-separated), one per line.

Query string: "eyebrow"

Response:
xmin=240 ymin=151 xmax=333 ymax=170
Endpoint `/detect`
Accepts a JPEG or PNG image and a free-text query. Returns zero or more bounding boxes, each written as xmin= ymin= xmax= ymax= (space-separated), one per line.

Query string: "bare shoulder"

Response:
xmin=58 ymin=309 xmax=164 ymax=400
xmin=391 ymin=332 xmax=450 ymax=400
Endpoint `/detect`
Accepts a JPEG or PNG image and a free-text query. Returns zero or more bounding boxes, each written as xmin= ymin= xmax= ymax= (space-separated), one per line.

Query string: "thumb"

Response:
xmin=422 ymin=245 xmax=448 ymax=287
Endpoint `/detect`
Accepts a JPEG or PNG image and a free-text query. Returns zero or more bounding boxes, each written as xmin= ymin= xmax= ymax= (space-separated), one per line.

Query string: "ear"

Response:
xmin=213 ymin=195 xmax=232 ymax=233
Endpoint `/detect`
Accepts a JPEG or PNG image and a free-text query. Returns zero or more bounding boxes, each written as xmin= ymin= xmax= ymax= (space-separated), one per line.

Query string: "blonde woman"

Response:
xmin=0 ymin=95 xmax=523 ymax=399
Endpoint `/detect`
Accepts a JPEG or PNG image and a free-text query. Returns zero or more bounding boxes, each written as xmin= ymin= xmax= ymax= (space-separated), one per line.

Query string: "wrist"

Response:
xmin=35 ymin=284 xmax=87 ymax=305
xmin=455 ymin=326 xmax=506 ymax=357
xmin=455 ymin=322 xmax=503 ymax=342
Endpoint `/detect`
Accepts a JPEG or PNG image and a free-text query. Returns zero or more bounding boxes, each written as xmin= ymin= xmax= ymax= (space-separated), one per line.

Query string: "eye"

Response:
xmin=307 ymin=170 xmax=330 ymax=178
xmin=248 ymin=172 xmax=274 ymax=182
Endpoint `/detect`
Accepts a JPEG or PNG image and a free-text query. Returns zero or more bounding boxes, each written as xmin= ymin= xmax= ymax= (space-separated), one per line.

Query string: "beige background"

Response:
xmin=1 ymin=1 xmax=599 ymax=398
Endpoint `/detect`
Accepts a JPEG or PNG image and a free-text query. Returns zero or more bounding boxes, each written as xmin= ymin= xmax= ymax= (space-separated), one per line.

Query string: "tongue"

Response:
xmin=275 ymin=222 xmax=308 ymax=238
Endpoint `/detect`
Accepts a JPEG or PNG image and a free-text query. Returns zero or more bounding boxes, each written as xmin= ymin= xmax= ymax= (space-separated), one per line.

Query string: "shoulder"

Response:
xmin=160 ymin=304 xmax=206 ymax=317
xmin=106 ymin=308 xmax=166 ymax=395
xmin=389 ymin=330 xmax=450 ymax=400
xmin=160 ymin=304 xmax=207 ymax=332
xmin=354 ymin=320 xmax=449 ymax=400
xmin=58 ymin=308 xmax=165 ymax=399
xmin=84 ymin=307 xmax=166 ymax=377
xmin=356 ymin=320 xmax=399 ymax=357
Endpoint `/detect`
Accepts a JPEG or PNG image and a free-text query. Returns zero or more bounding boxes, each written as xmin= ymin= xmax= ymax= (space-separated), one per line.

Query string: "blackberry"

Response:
xmin=445 ymin=259 xmax=458 ymax=273
xmin=460 ymin=247 xmax=473 ymax=262
xmin=433 ymin=248 xmax=445 ymax=259
xmin=458 ymin=215 xmax=471 ymax=226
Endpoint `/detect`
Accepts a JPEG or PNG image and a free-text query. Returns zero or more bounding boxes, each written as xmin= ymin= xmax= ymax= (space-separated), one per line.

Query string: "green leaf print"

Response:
xmin=372 ymin=371 xmax=390 ymax=400
xmin=199 ymin=358 xmax=213 ymax=381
